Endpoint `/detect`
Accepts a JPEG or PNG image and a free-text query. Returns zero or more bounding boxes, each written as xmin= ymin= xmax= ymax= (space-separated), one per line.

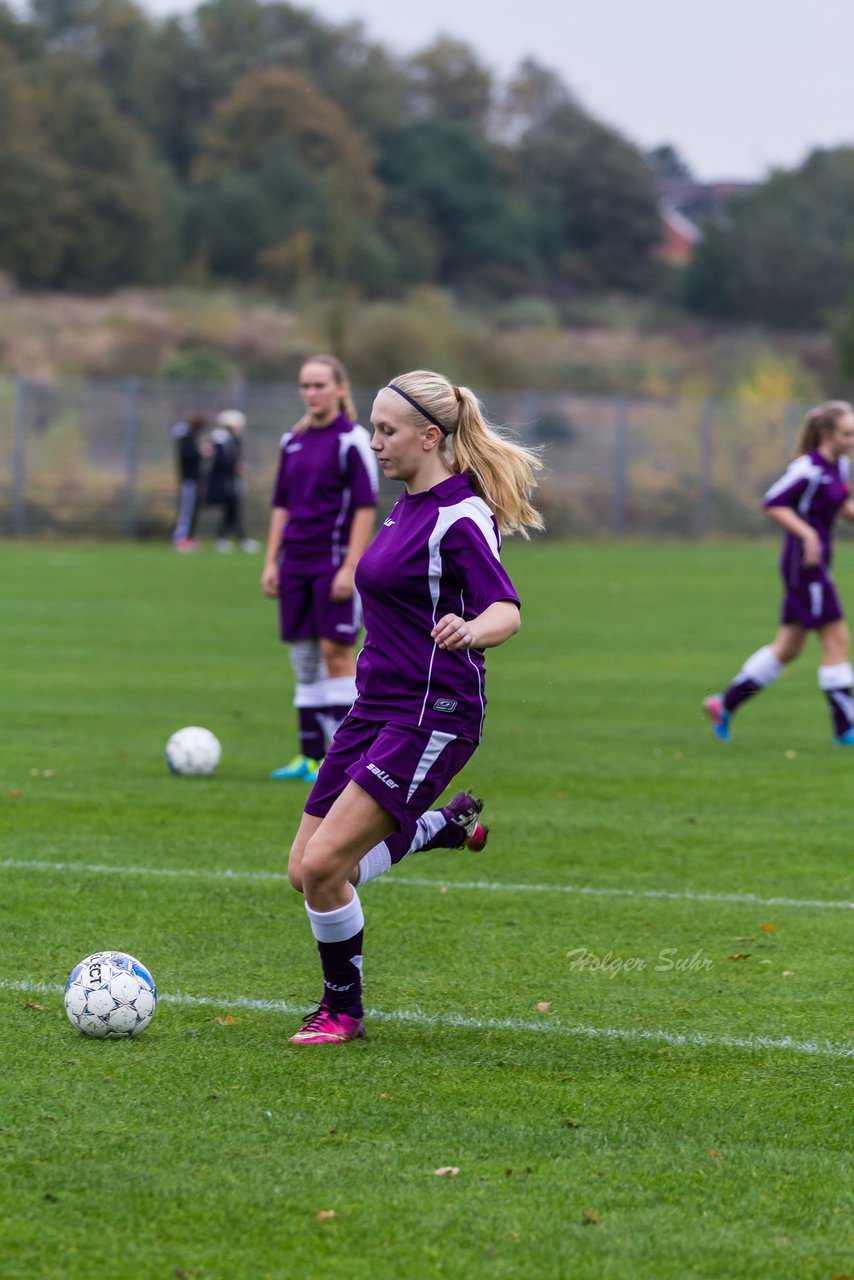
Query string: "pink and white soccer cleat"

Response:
xmin=288 ymin=1005 xmax=366 ymax=1045
xmin=703 ymin=694 xmax=731 ymax=742
xmin=442 ymin=790 xmax=489 ymax=851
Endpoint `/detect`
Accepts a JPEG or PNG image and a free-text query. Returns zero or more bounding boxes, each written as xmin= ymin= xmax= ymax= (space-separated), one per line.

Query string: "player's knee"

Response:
xmin=287 ymin=862 xmax=304 ymax=894
xmin=300 ymin=838 xmax=344 ymax=896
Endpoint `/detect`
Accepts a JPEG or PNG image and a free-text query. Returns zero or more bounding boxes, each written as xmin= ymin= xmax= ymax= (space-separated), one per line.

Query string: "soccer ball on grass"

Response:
xmin=166 ymin=726 xmax=221 ymax=776
xmin=64 ymin=951 xmax=157 ymax=1039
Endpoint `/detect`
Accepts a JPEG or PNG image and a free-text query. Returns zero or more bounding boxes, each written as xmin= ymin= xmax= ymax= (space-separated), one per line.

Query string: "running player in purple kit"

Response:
xmin=261 ymin=355 xmax=378 ymax=782
xmin=285 ymin=368 xmax=542 ymax=1045
xmin=704 ymin=400 xmax=854 ymax=744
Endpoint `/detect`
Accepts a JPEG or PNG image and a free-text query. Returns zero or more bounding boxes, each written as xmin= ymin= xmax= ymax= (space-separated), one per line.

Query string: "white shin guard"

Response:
xmin=733 ymin=644 xmax=783 ymax=688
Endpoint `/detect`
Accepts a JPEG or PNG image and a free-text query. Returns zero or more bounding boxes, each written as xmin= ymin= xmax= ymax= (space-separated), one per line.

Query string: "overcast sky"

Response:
xmin=139 ymin=0 xmax=854 ymax=180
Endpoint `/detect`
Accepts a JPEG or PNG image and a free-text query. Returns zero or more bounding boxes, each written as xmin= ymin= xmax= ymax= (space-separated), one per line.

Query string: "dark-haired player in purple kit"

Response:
xmin=261 ymin=355 xmax=378 ymax=782
xmin=286 ymin=369 xmax=543 ymax=1044
xmin=705 ymin=400 xmax=854 ymax=744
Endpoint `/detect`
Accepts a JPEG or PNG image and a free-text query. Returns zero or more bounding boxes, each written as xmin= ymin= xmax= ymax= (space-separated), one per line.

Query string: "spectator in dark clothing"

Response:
xmin=207 ymin=410 xmax=258 ymax=552
xmin=172 ymin=412 xmax=207 ymax=551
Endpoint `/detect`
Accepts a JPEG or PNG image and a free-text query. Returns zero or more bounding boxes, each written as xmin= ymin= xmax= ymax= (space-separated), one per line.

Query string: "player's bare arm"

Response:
xmin=261 ymin=506 xmax=288 ymax=596
xmin=765 ymin=505 xmax=822 ymax=566
xmin=432 ymin=600 xmax=521 ymax=651
xmin=330 ymin=505 xmax=375 ymax=602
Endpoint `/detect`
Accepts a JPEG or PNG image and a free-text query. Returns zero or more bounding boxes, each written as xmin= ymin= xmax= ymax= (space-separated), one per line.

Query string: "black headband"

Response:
xmin=386 ymin=383 xmax=450 ymax=436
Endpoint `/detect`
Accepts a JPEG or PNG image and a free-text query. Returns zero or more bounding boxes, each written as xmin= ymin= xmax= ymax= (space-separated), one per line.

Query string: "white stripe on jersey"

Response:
xmin=279 ymin=430 xmax=293 ymax=448
xmin=407 ymin=730 xmax=457 ymax=802
xmin=331 ymin=425 xmax=379 ymax=566
xmin=425 ymin=497 xmax=501 ymax=615
xmin=338 ymin=424 xmax=379 ymax=496
xmin=763 ymin=455 xmax=822 ymax=507
xmin=418 ymin=496 xmax=500 ymax=728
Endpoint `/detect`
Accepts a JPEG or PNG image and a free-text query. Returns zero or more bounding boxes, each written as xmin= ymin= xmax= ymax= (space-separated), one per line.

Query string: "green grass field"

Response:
xmin=1 ymin=540 xmax=852 ymax=1280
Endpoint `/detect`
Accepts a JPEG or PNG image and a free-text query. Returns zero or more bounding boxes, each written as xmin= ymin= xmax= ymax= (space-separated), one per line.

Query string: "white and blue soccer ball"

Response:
xmin=64 ymin=951 xmax=157 ymax=1039
xmin=166 ymin=726 xmax=221 ymax=776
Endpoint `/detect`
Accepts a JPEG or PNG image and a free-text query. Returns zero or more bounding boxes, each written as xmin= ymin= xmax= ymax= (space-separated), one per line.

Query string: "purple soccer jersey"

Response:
xmin=764 ymin=450 xmax=850 ymax=570
xmin=763 ymin=450 xmax=851 ymax=629
xmin=351 ymin=472 xmax=521 ymax=742
xmin=271 ymin=414 xmax=378 ymax=571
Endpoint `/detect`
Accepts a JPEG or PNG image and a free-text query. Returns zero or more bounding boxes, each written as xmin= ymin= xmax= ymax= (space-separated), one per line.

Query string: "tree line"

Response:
xmin=0 ymin=0 xmax=664 ymax=295
xmin=3 ymin=0 xmax=854 ymax=344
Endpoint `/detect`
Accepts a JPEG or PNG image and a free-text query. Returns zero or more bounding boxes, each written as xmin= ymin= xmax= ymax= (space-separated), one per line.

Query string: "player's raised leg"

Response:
xmin=705 ymin=625 xmax=804 ymax=740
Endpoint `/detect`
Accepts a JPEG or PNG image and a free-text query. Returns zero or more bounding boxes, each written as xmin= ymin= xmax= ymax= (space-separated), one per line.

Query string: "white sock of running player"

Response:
xmin=818 ymin=663 xmax=854 ymax=738
xmin=723 ymin=645 xmax=783 ymax=714
xmin=354 ymin=812 xmax=445 ymax=887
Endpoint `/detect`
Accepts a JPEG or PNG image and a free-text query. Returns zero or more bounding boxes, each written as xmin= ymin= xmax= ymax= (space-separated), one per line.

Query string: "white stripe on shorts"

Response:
xmin=407 ymin=730 xmax=457 ymax=802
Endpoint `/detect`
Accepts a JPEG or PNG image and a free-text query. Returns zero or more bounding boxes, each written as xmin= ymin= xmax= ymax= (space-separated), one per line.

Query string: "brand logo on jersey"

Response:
xmin=285 ymin=442 xmax=303 ymax=453
xmin=383 ymin=517 xmax=395 ymax=526
xmin=432 ymin=698 xmax=458 ymax=713
xmin=335 ymin=623 xmax=355 ymax=633
xmin=366 ymin=762 xmax=399 ymax=789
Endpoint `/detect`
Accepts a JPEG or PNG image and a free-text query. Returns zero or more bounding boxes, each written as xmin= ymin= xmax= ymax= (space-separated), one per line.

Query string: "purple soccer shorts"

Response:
xmin=304 ymin=714 xmax=478 ymax=848
xmin=780 ymin=565 xmax=844 ymax=630
xmin=278 ymin=562 xmax=361 ymax=644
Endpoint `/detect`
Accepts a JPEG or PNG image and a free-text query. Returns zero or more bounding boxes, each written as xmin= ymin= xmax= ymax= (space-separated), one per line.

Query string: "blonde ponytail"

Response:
xmin=796 ymin=400 xmax=853 ymax=456
xmin=388 ymin=370 xmax=543 ymax=538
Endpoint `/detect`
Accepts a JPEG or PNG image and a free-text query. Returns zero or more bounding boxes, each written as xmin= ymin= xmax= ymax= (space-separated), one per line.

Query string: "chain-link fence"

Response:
xmin=0 ymin=375 xmax=808 ymax=539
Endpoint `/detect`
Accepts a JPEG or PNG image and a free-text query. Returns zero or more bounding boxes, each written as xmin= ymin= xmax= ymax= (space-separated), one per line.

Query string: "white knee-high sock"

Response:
xmin=354 ymin=812 xmax=446 ymax=887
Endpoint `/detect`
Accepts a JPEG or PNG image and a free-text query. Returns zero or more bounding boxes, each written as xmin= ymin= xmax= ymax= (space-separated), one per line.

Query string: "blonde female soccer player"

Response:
xmin=261 ymin=356 xmax=378 ymax=781
xmin=704 ymin=400 xmax=854 ymax=743
xmin=285 ymin=370 xmax=542 ymax=1044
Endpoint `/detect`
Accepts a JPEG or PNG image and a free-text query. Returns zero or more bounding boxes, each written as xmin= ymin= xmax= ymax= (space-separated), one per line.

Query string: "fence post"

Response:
xmin=783 ymin=400 xmax=801 ymax=461
xmin=12 ymin=375 xmax=27 ymax=536
xmin=611 ymin=395 xmax=628 ymax=535
xmin=123 ymin=378 xmax=140 ymax=538
xmin=231 ymin=379 xmax=247 ymax=413
xmin=697 ymin=398 xmax=715 ymax=536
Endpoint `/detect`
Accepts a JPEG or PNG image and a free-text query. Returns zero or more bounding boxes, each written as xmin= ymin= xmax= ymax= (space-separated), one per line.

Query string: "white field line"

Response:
xmin=1 ymin=856 xmax=852 ymax=912
xmin=3 ymin=977 xmax=852 ymax=1060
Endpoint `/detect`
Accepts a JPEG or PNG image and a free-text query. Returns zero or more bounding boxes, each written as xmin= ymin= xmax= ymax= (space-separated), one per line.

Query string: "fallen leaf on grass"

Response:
xmin=23 ymin=1002 xmax=47 ymax=1011
xmin=760 ymin=923 xmax=776 ymax=933
xmin=784 ymin=749 xmax=797 ymax=759
xmin=709 ymin=1150 xmax=720 ymax=1160
xmin=581 ymin=1209 xmax=603 ymax=1225
xmin=438 ymin=885 xmax=448 ymax=894
xmin=782 ymin=970 xmax=795 ymax=977
xmin=433 ymin=1167 xmax=459 ymax=1176
xmin=728 ymin=953 xmax=751 ymax=961
xmin=214 ymin=1015 xmax=235 ymax=1026
xmin=536 ymin=1001 xmax=551 ymax=1012
xmin=315 ymin=1210 xmax=336 ymax=1221
xmin=42 ymin=769 xmax=56 ymax=777
xmin=5 ymin=790 xmax=23 ymax=799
